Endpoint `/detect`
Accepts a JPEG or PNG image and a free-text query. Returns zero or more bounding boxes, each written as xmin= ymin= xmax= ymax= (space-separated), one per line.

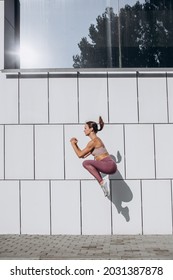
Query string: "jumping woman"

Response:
xmin=70 ymin=116 xmax=117 ymax=197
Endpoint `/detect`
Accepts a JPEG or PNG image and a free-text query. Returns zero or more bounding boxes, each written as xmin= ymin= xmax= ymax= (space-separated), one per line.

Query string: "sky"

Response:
xmin=19 ymin=0 xmax=145 ymax=68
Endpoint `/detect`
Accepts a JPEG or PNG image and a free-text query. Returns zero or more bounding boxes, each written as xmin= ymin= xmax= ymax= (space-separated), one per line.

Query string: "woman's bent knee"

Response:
xmin=82 ymin=160 xmax=88 ymax=168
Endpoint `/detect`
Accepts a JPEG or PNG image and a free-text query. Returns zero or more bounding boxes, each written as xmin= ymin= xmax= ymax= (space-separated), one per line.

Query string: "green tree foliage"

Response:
xmin=73 ymin=7 xmax=119 ymax=68
xmin=73 ymin=0 xmax=173 ymax=68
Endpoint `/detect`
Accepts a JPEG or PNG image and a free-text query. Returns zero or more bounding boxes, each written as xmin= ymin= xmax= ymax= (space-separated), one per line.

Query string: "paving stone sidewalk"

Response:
xmin=0 ymin=235 xmax=173 ymax=260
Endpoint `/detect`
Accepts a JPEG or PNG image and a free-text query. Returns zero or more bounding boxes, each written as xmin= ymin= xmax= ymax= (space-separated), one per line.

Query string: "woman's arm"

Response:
xmin=83 ymin=152 xmax=91 ymax=158
xmin=70 ymin=138 xmax=94 ymax=158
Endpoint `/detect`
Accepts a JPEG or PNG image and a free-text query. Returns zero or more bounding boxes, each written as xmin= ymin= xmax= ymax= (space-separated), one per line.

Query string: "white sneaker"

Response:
xmin=101 ymin=180 xmax=110 ymax=197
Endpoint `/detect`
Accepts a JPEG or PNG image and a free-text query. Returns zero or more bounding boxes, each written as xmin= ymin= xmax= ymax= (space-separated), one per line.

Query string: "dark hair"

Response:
xmin=86 ymin=116 xmax=104 ymax=133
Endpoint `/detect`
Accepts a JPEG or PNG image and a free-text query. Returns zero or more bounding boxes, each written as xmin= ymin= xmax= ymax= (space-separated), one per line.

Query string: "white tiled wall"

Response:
xmin=109 ymin=74 xmax=138 ymax=123
xmin=167 ymin=75 xmax=173 ymax=123
xmin=1 ymin=0 xmax=173 ymax=233
xmin=0 ymin=125 xmax=4 ymax=179
xmin=138 ymin=76 xmax=168 ymax=123
xmin=81 ymin=180 xmax=112 ymax=235
xmin=142 ymin=180 xmax=172 ymax=234
xmin=5 ymin=125 xmax=34 ymax=179
xmin=155 ymin=125 xmax=173 ymax=178
xmin=21 ymin=181 xmax=50 ymax=234
xmin=0 ymin=181 xmax=20 ymax=234
xmin=112 ymin=180 xmax=142 ymax=234
xmin=79 ymin=75 xmax=108 ymax=123
xmin=125 ymin=125 xmax=155 ymax=179
xmin=20 ymin=75 xmax=48 ymax=124
xmin=51 ymin=180 xmax=81 ymax=234
xmin=0 ymin=74 xmax=18 ymax=124
xmin=0 ymin=71 xmax=173 ymax=235
xmin=35 ymin=125 xmax=64 ymax=179
xmin=49 ymin=75 xmax=78 ymax=123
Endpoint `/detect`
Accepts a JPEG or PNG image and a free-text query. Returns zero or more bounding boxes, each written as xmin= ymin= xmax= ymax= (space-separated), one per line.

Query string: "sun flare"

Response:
xmin=20 ymin=44 xmax=39 ymax=68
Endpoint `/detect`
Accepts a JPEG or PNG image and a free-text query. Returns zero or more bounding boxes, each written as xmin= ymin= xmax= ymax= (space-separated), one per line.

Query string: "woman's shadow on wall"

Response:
xmin=103 ymin=152 xmax=133 ymax=222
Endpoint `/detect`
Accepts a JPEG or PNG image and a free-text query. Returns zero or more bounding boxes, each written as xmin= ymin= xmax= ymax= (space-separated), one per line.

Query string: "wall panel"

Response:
xmin=167 ymin=75 xmax=173 ymax=123
xmin=5 ymin=125 xmax=34 ymax=179
xmin=112 ymin=180 xmax=142 ymax=234
xmin=0 ymin=181 xmax=20 ymax=234
xmin=81 ymin=180 xmax=111 ymax=234
xmin=125 ymin=125 xmax=155 ymax=179
xmin=20 ymin=76 xmax=48 ymax=123
xmin=142 ymin=180 xmax=172 ymax=234
xmin=49 ymin=76 xmax=78 ymax=123
xmin=35 ymin=125 xmax=64 ymax=179
xmin=0 ymin=74 xmax=18 ymax=124
xmin=21 ymin=181 xmax=50 ymax=234
xmin=109 ymin=75 xmax=138 ymax=123
xmin=0 ymin=125 xmax=3 ymax=179
xmin=51 ymin=181 xmax=80 ymax=234
xmin=79 ymin=75 xmax=108 ymax=123
xmin=138 ymin=77 xmax=167 ymax=123
xmin=155 ymin=125 xmax=173 ymax=178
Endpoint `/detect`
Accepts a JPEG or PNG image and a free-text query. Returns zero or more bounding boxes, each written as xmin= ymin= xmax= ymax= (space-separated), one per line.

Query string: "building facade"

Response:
xmin=0 ymin=0 xmax=173 ymax=235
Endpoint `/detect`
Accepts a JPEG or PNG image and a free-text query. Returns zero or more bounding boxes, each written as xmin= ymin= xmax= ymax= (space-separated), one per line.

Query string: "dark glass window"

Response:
xmin=120 ymin=0 xmax=173 ymax=68
xmin=4 ymin=0 xmax=20 ymax=69
xmin=4 ymin=0 xmax=173 ymax=69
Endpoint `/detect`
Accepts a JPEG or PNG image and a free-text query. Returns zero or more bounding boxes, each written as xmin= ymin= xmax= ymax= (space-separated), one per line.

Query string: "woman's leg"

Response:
xmin=83 ymin=159 xmax=111 ymax=196
xmin=82 ymin=157 xmax=117 ymax=184
xmin=82 ymin=160 xmax=103 ymax=183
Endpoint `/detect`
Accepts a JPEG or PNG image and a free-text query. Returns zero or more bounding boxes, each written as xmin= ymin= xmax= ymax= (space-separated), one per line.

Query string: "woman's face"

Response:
xmin=84 ymin=124 xmax=92 ymax=136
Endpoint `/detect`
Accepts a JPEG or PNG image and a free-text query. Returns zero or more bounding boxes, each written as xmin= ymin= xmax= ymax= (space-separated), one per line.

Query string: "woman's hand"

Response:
xmin=70 ymin=138 xmax=94 ymax=158
xmin=70 ymin=137 xmax=78 ymax=144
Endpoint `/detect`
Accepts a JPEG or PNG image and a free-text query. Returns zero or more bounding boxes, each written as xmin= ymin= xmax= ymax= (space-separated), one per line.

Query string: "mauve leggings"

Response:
xmin=82 ymin=156 xmax=117 ymax=183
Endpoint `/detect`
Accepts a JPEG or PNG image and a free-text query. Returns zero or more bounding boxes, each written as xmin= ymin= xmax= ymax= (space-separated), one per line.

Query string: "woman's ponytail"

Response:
xmin=98 ymin=116 xmax=104 ymax=131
